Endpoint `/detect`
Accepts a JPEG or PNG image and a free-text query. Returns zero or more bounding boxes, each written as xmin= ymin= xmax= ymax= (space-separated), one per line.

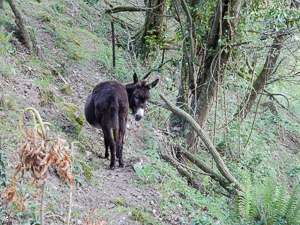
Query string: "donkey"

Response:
xmin=84 ymin=73 xmax=159 ymax=169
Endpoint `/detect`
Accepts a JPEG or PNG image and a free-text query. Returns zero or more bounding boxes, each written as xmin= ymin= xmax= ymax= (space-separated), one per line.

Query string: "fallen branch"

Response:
xmin=159 ymin=94 xmax=241 ymax=191
xmin=177 ymin=146 xmax=234 ymax=194
xmin=161 ymin=154 xmax=203 ymax=191
xmin=105 ymin=6 xmax=147 ymax=14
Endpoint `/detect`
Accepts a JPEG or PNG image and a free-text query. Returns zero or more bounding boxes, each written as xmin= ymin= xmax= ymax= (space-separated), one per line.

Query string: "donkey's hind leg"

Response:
xmin=117 ymin=116 xmax=127 ymax=167
xmin=112 ymin=107 xmax=120 ymax=159
xmin=104 ymin=140 xmax=109 ymax=158
xmin=102 ymin=124 xmax=116 ymax=169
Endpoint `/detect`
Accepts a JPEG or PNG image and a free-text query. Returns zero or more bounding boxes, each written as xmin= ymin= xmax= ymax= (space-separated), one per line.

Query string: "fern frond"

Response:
xmin=285 ymin=184 xmax=300 ymax=224
xmin=249 ymin=183 xmax=261 ymax=218
xmin=4 ymin=31 xmax=14 ymax=44
xmin=0 ymin=31 xmax=14 ymax=44
xmin=0 ymin=30 xmax=4 ymax=41
xmin=289 ymin=198 xmax=300 ymax=224
xmin=284 ymin=184 xmax=299 ymax=217
xmin=236 ymin=172 xmax=252 ymax=221
xmin=272 ymin=183 xmax=288 ymax=216
xmin=263 ymin=176 xmax=277 ymax=208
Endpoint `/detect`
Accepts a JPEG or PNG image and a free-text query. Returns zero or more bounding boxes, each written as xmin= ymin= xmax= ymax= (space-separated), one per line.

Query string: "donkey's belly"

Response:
xmin=92 ymin=121 xmax=102 ymax=129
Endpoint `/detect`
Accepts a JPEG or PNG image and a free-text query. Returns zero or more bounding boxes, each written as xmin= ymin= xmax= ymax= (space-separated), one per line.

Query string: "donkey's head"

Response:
xmin=126 ymin=73 xmax=159 ymax=121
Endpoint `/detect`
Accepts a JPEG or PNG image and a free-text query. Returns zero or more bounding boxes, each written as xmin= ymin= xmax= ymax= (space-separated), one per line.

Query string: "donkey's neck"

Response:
xmin=125 ymin=82 xmax=136 ymax=101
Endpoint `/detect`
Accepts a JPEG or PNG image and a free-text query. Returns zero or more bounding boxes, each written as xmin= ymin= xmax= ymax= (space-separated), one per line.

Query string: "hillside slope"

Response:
xmin=1 ymin=0 xmax=300 ymax=225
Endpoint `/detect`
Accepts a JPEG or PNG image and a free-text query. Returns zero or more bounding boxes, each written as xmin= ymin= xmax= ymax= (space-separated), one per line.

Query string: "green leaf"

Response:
xmin=75 ymin=176 xmax=84 ymax=186
xmin=149 ymin=172 xmax=158 ymax=180
xmin=144 ymin=163 xmax=152 ymax=175
xmin=134 ymin=166 xmax=146 ymax=177
xmin=73 ymin=162 xmax=83 ymax=173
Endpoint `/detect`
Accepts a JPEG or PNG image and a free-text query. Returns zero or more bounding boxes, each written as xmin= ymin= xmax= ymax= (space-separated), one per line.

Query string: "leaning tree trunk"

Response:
xmin=185 ymin=0 xmax=243 ymax=148
xmin=138 ymin=0 xmax=167 ymax=59
xmin=160 ymin=94 xmax=241 ymax=192
xmin=238 ymin=35 xmax=287 ymax=119
xmin=237 ymin=0 xmax=299 ymax=119
xmin=7 ymin=0 xmax=33 ymax=52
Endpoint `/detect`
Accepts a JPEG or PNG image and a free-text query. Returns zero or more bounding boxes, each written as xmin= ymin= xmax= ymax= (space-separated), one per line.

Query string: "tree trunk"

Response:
xmin=0 ymin=0 xmax=3 ymax=9
xmin=238 ymin=35 xmax=287 ymax=119
xmin=7 ymin=0 xmax=33 ymax=52
xmin=169 ymin=0 xmax=196 ymax=129
xmin=138 ymin=0 xmax=167 ymax=59
xmin=185 ymin=0 xmax=243 ymax=147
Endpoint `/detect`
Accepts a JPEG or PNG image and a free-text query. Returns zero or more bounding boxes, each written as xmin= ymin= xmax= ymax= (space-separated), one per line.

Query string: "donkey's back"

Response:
xmin=85 ymin=81 xmax=129 ymax=129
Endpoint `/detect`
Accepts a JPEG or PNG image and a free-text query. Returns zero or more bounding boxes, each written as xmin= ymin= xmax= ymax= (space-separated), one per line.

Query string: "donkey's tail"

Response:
xmin=111 ymin=106 xmax=120 ymax=158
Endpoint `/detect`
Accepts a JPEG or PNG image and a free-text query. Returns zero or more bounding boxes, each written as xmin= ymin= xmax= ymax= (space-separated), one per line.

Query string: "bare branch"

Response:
xmin=264 ymin=90 xmax=290 ymax=108
xmin=142 ymin=58 xmax=172 ymax=80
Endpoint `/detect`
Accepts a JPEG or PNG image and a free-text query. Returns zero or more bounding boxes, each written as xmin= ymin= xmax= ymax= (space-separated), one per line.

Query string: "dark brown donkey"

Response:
xmin=84 ymin=73 xmax=159 ymax=169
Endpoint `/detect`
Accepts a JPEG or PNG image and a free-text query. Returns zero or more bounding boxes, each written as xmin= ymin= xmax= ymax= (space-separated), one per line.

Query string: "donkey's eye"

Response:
xmin=134 ymin=96 xmax=139 ymax=102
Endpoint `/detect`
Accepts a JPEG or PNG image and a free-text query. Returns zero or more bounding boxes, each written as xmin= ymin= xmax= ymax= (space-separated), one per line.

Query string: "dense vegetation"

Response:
xmin=0 ymin=0 xmax=300 ymax=224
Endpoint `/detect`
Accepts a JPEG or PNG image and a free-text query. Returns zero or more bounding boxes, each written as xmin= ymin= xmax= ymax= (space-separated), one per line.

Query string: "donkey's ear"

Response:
xmin=147 ymin=79 xmax=159 ymax=89
xmin=133 ymin=73 xmax=139 ymax=84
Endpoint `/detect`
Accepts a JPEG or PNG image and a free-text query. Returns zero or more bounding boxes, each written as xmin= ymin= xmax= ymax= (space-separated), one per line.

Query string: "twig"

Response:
xmin=67 ymin=141 xmax=78 ymax=225
xmin=67 ymin=187 xmax=73 ymax=225
xmin=58 ymin=73 xmax=68 ymax=84
xmin=106 ymin=212 xmax=123 ymax=224
xmin=40 ymin=180 xmax=46 ymax=225
xmin=104 ymin=0 xmax=113 ymax=8
xmin=263 ymin=90 xmax=290 ymax=108
xmin=111 ymin=22 xmax=116 ymax=69
xmin=142 ymin=58 xmax=172 ymax=80
xmin=264 ymin=90 xmax=300 ymax=121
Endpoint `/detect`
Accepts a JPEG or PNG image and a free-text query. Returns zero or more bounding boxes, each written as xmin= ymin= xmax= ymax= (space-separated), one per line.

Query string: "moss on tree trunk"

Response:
xmin=137 ymin=0 xmax=167 ymax=59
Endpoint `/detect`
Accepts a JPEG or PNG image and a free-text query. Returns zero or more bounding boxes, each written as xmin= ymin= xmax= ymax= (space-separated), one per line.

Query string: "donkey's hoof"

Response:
xmin=108 ymin=165 xmax=115 ymax=170
xmin=119 ymin=163 xmax=125 ymax=168
xmin=97 ymin=153 xmax=109 ymax=159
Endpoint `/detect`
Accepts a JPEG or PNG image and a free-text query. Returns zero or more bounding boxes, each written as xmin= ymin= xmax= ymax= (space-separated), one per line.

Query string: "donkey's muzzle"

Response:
xmin=134 ymin=108 xmax=144 ymax=121
xmin=135 ymin=114 xmax=142 ymax=121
